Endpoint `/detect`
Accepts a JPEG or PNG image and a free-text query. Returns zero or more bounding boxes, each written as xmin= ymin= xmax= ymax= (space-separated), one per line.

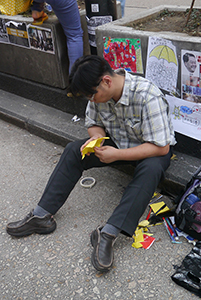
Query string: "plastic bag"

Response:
xmin=171 ymin=241 xmax=201 ymax=297
xmin=174 ymin=166 xmax=201 ymax=240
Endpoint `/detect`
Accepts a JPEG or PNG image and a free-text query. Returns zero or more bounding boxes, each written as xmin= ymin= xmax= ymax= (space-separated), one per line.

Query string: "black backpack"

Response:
xmin=174 ymin=166 xmax=201 ymax=240
xmin=149 ymin=166 xmax=201 ymax=240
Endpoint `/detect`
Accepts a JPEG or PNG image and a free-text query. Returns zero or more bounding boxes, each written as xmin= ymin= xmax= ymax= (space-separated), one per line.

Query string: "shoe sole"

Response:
xmin=90 ymin=229 xmax=113 ymax=272
xmin=91 ymin=248 xmax=112 ymax=272
xmin=6 ymin=223 xmax=56 ymax=237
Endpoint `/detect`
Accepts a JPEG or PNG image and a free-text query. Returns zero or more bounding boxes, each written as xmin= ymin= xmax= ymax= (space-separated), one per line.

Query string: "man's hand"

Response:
xmin=94 ymin=146 xmax=118 ymax=163
xmin=94 ymin=143 xmax=170 ymax=163
xmin=80 ymin=134 xmax=105 ymax=157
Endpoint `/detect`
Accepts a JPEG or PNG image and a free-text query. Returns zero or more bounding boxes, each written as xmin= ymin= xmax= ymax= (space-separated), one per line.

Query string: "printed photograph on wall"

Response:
xmin=181 ymin=49 xmax=201 ymax=103
xmin=0 ymin=18 xmax=9 ymax=43
xmin=86 ymin=16 xmax=112 ymax=47
xmin=103 ymin=37 xmax=143 ymax=73
xmin=146 ymin=37 xmax=178 ymax=93
xmin=166 ymin=94 xmax=201 ymax=141
xmin=28 ymin=25 xmax=54 ymax=54
xmin=5 ymin=20 xmax=29 ymax=48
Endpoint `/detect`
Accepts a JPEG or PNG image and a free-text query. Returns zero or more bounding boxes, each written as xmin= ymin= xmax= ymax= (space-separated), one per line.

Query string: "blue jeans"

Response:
xmin=32 ymin=0 xmax=83 ymax=71
xmin=38 ymin=138 xmax=172 ymax=237
xmin=119 ymin=0 xmax=126 ymax=17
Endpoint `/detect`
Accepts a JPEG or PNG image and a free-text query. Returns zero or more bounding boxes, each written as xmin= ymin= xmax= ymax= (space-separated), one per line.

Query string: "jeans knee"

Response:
xmin=63 ymin=139 xmax=87 ymax=159
xmin=64 ymin=140 xmax=80 ymax=156
xmin=139 ymin=158 xmax=164 ymax=180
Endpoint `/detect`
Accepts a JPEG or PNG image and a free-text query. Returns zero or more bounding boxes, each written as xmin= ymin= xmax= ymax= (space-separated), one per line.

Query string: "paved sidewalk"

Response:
xmin=0 ymin=119 xmax=198 ymax=300
xmin=1 ymin=1 xmax=201 ymax=299
xmin=124 ymin=0 xmax=201 ymax=17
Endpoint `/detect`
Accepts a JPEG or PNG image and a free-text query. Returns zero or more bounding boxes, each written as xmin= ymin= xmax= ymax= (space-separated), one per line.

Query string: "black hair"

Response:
xmin=183 ymin=52 xmax=195 ymax=63
xmin=68 ymin=55 xmax=114 ymax=97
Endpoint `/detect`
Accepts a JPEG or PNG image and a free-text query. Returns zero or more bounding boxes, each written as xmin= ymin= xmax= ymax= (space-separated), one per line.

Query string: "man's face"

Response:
xmin=87 ymin=76 xmax=113 ymax=104
xmin=185 ymin=56 xmax=197 ymax=73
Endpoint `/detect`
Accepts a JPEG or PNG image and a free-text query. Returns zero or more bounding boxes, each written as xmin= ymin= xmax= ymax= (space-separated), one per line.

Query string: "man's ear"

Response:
xmin=102 ymin=75 xmax=112 ymax=87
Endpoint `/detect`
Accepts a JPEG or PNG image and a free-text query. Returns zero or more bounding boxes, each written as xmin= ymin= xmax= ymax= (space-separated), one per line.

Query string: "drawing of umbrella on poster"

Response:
xmin=149 ymin=45 xmax=178 ymax=65
xmin=145 ymin=37 xmax=178 ymax=93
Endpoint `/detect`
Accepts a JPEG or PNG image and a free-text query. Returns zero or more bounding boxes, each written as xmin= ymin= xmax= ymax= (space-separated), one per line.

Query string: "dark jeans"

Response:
xmin=38 ymin=138 xmax=172 ymax=236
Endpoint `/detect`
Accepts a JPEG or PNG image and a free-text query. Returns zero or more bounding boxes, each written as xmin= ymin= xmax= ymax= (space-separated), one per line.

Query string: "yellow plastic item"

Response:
xmin=138 ymin=220 xmax=150 ymax=227
xmin=82 ymin=137 xmax=109 ymax=159
xmin=150 ymin=201 xmax=170 ymax=215
xmin=0 ymin=0 xmax=32 ymax=16
xmin=132 ymin=228 xmax=144 ymax=248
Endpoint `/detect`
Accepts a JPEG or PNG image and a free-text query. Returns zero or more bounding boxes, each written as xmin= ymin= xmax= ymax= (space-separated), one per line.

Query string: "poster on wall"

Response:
xmin=103 ymin=37 xmax=143 ymax=73
xmin=5 ymin=20 xmax=30 ymax=48
xmin=166 ymin=94 xmax=201 ymax=141
xmin=0 ymin=18 xmax=9 ymax=43
xmin=27 ymin=25 xmax=54 ymax=54
xmin=86 ymin=16 xmax=112 ymax=47
xmin=181 ymin=49 xmax=201 ymax=103
xmin=146 ymin=36 xmax=178 ymax=93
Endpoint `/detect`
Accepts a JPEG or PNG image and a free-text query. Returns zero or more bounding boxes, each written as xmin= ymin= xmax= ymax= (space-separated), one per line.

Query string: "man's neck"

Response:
xmin=112 ymin=73 xmax=125 ymax=103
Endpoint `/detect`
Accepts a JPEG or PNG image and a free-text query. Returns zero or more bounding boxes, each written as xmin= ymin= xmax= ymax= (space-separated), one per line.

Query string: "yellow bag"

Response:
xmin=0 ymin=0 xmax=32 ymax=16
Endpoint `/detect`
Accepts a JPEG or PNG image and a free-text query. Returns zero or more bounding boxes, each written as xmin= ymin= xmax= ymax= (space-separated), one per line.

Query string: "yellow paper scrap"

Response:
xmin=144 ymin=232 xmax=153 ymax=236
xmin=132 ymin=228 xmax=144 ymax=248
xmin=132 ymin=241 xmax=143 ymax=248
xmin=171 ymin=154 xmax=177 ymax=160
xmin=132 ymin=222 xmax=155 ymax=248
xmin=151 ymin=191 xmax=162 ymax=200
xmin=134 ymin=228 xmax=144 ymax=242
xmin=150 ymin=201 xmax=170 ymax=214
xmin=138 ymin=220 xmax=150 ymax=227
xmin=82 ymin=137 xmax=109 ymax=159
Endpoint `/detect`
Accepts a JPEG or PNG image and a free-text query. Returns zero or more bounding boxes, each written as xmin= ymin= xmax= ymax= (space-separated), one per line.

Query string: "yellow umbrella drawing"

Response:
xmin=149 ymin=45 xmax=177 ymax=65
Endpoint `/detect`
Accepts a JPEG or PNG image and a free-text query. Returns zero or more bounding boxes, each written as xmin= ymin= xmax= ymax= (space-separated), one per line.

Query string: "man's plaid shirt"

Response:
xmin=85 ymin=69 xmax=176 ymax=149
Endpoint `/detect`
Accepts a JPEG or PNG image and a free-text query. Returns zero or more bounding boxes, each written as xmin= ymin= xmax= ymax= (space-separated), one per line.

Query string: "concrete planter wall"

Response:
xmin=0 ymin=3 xmax=121 ymax=115
xmin=0 ymin=2 xmax=122 ymax=90
xmin=0 ymin=10 xmax=90 ymax=89
xmin=95 ymin=5 xmax=201 ymax=157
xmin=96 ymin=5 xmax=201 ymax=92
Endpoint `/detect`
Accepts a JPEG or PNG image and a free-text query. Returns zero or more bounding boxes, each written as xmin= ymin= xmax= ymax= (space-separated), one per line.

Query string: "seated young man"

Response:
xmin=6 ymin=55 xmax=176 ymax=272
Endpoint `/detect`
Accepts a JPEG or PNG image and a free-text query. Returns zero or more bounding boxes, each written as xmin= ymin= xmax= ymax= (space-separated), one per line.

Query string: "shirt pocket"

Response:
xmin=99 ymin=111 xmax=116 ymax=122
xmin=125 ymin=118 xmax=142 ymax=141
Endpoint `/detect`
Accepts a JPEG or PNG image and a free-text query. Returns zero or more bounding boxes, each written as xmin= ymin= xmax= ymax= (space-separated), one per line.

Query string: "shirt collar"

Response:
xmin=114 ymin=69 xmax=131 ymax=106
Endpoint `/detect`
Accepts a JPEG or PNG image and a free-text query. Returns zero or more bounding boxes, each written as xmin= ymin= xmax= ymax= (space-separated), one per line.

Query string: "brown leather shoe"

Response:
xmin=6 ymin=210 xmax=56 ymax=237
xmin=90 ymin=226 xmax=117 ymax=272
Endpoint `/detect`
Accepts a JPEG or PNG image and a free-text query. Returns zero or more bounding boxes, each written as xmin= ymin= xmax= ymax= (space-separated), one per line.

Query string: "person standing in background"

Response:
xmin=119 ymin=0 xmax=126 ymax=17
xmin=32 ymin=0 xmax=83 ymax=71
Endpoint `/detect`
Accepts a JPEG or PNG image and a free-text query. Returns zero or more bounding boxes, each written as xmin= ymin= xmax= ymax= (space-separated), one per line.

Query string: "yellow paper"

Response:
xmin=144 ymin=232 xmax=153 ymax=236
xmin=134 ymin=228 xmax=144 ymax=242
xmin=150 ymin=201 xmax=170 ymax=214
xmin=132 ymin=241 xmax=143 ymax=249
xmin=82 ymin=137 xmax=109 ymax=159
xmin=138 ymin=220 xmax=150 ymax=227
xmin=132 ymin=228 xmax=144 ymax=248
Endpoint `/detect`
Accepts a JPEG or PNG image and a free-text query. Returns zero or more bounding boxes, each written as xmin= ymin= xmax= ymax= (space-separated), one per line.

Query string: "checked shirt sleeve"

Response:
xmin=141 ymin=94 xmax=172 ymax=147
xmin=85 ymin=101 xmax=105 ymax=128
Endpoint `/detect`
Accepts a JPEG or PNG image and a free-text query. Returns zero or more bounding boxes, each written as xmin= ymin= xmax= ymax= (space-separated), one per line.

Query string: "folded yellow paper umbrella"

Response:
xmin=82 ymin=137 xmax=109 ymax=159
